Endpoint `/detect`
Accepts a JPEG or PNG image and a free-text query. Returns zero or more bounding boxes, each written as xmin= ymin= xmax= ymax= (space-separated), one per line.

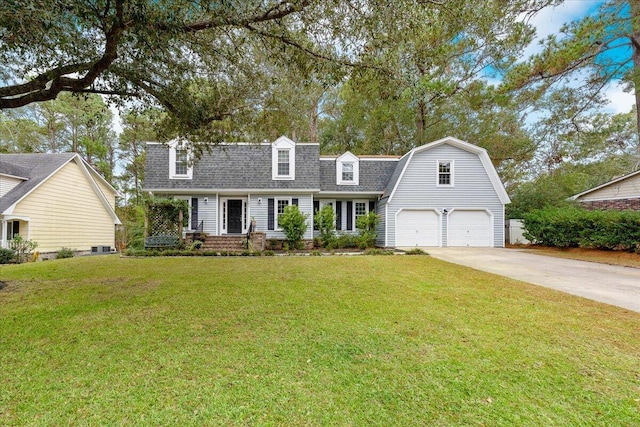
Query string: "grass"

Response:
xmin=1 ymin=255 xmax=639 ymax=426
xmin=518 ymin=245 xmax=640 ymax=268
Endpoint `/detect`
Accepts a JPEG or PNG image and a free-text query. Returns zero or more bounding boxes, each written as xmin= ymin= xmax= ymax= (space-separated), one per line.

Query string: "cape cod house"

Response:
xmin=143 ymin=136 xmax=510 ymax=248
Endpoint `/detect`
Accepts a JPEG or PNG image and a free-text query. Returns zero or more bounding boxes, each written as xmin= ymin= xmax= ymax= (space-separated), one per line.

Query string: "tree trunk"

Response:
xmin=631 ymin=0 xmax=640 ymax=146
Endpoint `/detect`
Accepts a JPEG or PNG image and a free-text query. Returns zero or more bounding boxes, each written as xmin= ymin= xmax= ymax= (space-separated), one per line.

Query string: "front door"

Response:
xmin=227 ymin=199 xmax=243 ymax=234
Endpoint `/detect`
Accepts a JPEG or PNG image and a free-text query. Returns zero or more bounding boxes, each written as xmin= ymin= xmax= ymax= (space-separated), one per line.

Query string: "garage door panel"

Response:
xmin=448 ymin=210 xmax=491 ymax=247
xmin=396 ymin=210 xmax=439 ymax=247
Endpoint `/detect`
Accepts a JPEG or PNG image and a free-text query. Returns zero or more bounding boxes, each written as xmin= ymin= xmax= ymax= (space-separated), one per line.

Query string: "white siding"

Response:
xmin=249 ymin=194 xmax=314 ymax=240
xmin=387 ymin=144 xmax=505 ymax=247
xmin=198 ymin=195 xmax=217 ymax=234
xmin=0 ymin=175 xmax=22 ymax=198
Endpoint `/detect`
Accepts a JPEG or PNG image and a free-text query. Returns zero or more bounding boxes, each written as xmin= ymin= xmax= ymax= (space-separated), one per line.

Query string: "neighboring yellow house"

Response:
xmin=570 ymin=169 xmax=640 ymax=211
xmin=0 ymin=153 xmax=121 ymax=255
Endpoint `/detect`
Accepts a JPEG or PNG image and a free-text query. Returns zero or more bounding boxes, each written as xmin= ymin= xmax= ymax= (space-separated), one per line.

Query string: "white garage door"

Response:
xmin=448 ymin=210 xmax=492 ymax=247
xmin=396 ymin=210 xmax=440 ymax=247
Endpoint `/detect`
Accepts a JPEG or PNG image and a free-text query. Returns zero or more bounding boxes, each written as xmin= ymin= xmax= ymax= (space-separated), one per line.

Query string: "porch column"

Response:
xmin=1 ymin=219 xmax=6 ymax=249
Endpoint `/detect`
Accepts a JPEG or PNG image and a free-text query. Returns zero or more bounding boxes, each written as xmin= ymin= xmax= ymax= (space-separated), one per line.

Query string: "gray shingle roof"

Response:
xmin=319 ymin=159 xmax=398 ymax=192
xmin=0 ymin=153 xmax=76 ymax=213
xmin=144 ymin=143 xmax=400 ymax=194
xmin=381 ymin=154 xmax=410 ymax=199
xmin=144 ymin=143 xmax=321 ymax=190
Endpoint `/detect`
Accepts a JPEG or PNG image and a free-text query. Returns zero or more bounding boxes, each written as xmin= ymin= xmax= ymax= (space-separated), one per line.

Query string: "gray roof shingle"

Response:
xmin=0 ymin=153 xmax=76 ymax=213
xmin=319 ymin=159 xmax=398 ymax=193
xmin=144 ymin=143 xmax=321 ymax=190
xmin=144 ymin=143 xmax=400 ymax=194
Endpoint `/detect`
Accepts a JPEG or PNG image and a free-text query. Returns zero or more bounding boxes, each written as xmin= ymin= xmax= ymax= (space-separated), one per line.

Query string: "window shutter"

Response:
xmin=369 ymin=201 xmax=376 ymax=213
xmin=292 ymin=198 xmax=298 ymax=206
xmin=268 ymin=198 xmax=274 ymax=230
xmin=346 ymin=201 xmax=353 ymax=231
xmin=336 ymin=201 xmax=342 ymax=230
xmin=191 ymin=198 xmax=199 ymax=230
xmin=313 ymin=201 xmax=320 ymax=230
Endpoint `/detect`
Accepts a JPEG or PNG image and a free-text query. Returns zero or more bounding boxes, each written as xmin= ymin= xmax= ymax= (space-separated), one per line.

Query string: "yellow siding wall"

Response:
xmin=0 ymin=175 xmax=22 ymax=198
xmin=11 ymin=161 xmax=115 ymax=252
xmin=91 ymin=169 xmax=117 ymax=209
xmin=580 ymin=174 xmax=640 ymax=201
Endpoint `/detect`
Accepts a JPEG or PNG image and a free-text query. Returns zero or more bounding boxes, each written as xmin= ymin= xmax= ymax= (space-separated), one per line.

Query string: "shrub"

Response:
xmin=0 ymin=248 xmax=16 ymax=264
xmin=326 ymin=233 xmax=359 ymax=250
xmin=56 ymin=247 xmax=75 ymax=259
xmin=314 ymin=205 xmax=336 ymax=247
xmin=190 ymin=240 xmax=204 ymax=251
xmin=9 ymin=235 xmax=38 ymax=263
xmin=404 ymin=248 xmax=427 ymax=255
xmin=263 ymin=250 xmax=275 ymax=256
xmin=279 ymin=205 xmax=309 ymax=249
xmin=356 ymin=211 xmax=380 ymax=249
xmin=523 ymin=207 xmax=640 ymax=251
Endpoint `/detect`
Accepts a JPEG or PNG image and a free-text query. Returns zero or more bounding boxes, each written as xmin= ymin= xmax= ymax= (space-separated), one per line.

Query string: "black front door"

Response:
xmin=227 ymin=200 xmax=243 ymax=234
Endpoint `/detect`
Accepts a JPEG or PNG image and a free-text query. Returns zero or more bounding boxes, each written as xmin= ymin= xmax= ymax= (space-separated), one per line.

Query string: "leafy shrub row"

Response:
xmin=523 ymin=207 xmax=640 ymax=252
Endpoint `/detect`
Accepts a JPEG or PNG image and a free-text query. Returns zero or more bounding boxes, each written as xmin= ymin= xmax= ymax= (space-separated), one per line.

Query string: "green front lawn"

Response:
xmin=1 ymin=256 xmax=638 ymax=426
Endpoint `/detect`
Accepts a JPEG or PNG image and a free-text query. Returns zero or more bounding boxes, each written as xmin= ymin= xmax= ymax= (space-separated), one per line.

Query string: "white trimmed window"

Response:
xmin=342 ymin=162 xmax=354 ymax=182
xmin=277 ymin=149 xmax=290 ymax=176
xmin=169 ymin=143 xmax=193 ymax=179
xmin=276 ymin=198 xmax=290 ymax=230
xmin=336 ymin=152 xmax=359 ymax=185
xmin=437 ymin=160 xmax=453 ymax=186
xmin=272 ymin=136 xmax=296 ymax=180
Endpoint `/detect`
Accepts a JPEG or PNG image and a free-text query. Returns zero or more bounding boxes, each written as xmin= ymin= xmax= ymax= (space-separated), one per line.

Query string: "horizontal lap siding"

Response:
xmin=249 ymin=194 xmax=314 ymax=240
xmin=579 ymin=174 xmax=640 ymax=201
xmin=11 ymin=162 xmax=115 ymax=252
xmin=0 ymin=176 xmax=22 ymax=198
xmin=387 ymin=145 xmax=504 ymax=247
xmin=197 ymin=195 xmax=217 ymax=234
xmin=376 ymin=198 xmax=387 ymax=247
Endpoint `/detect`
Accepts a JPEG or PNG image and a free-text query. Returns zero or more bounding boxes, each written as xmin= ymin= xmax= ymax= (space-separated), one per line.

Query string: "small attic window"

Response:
xmin=336 ymin=152 xmax=359 ymax=186
xmin=169 ymin=142 xmax=193 ymax=179
xmin=342 ymin=162 xmax=354 ymax=182
xmin=437 ymin=160 xmax=453 ymax=186
xmin=272 ymin=136 xmax=296 ymax=180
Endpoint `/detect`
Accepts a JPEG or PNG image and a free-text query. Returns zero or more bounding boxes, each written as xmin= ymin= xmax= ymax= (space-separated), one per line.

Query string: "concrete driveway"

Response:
xmin=420 ymin=247 xmax=640 ymax=313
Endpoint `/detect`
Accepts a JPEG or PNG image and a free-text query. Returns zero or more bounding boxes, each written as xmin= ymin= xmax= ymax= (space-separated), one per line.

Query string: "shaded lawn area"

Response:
xmin=519 ymin=245 xmax=640 ymax=269
xmin=1 ymin=255 xmax=639 ymax=426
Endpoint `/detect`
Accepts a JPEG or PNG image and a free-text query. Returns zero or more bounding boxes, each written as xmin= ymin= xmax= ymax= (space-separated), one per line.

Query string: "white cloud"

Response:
xmin=602 ymin=83 xmax=635 ymax=114
xmin=523 ymin=0 xmax=603 ymax=58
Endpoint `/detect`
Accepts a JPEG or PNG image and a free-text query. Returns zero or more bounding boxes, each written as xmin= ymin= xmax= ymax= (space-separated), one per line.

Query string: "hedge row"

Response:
xmin=522 ymin=207 xmax=640 ymax=252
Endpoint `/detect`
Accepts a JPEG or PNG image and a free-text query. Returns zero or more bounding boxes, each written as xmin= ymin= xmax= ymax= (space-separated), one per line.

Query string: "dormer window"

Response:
xmin=272 ymin=136 xmax=295 ymax=180
xmin=169 ymin=141 xmax=193 ymax=179
xmin=277 ymin=149 xmax=290 ymax=176
xmin=342 ymin=162 xmax=354 ymax=182
xmin=336 ymin=152 xmax=359 ymax=185
xmin=175 ymin=149 xmax=188 ymax=175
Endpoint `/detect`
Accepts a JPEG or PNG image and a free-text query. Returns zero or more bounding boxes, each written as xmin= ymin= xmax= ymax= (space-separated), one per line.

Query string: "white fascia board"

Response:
xmin=317 ymin=191 xmax=383 ymax=197
xmin=387 ymin=151 xmax=415 ymax=203
xmin=569 ymin=170 xmax=640 ymax=200
xmin=0 ymin=172 xmax=28 ymax=180
xmin=2 ymin=154 xmax=77 ymax=216
xmin=75 ymin=157 xmax=122 ymax=225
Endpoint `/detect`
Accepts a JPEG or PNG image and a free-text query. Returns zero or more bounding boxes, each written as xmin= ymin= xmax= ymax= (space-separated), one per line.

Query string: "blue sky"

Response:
xmin=526 ymin=0 xmax=635 ymax=114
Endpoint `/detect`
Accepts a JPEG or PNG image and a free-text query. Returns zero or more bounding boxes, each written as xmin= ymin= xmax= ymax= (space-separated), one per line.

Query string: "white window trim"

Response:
xmin=169 ymin=144 xmax=193 ymax=179
xmin=336 ymin=152 xmax=359 ymax=186
xmin=272 ymin=136 xmax=296 ymax=180
xmin=353 ymin=200 xmax=369 ymax=228
xmin=275 ymin=197 xmax=292 ymax=231
xmin=436 ymin=160 xmax=454 ymax=187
